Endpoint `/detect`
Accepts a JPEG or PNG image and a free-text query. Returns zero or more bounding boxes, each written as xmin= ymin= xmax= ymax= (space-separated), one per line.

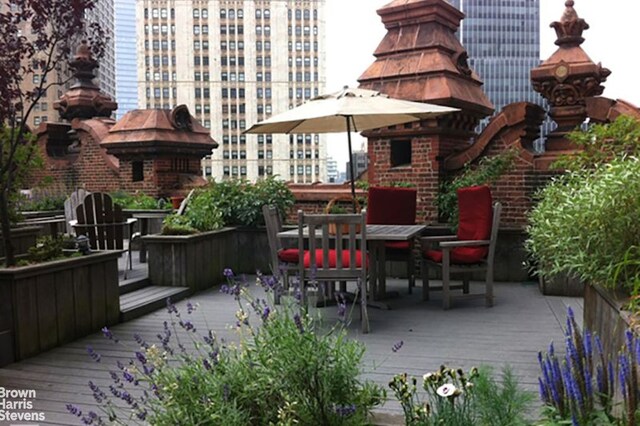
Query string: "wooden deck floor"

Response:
xmin=0 ymin=271 xmax=582 ymax=425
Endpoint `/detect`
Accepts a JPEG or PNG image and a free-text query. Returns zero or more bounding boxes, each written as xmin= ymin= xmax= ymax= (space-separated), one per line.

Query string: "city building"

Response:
xmin=2 ymin=2 xmax=116 ymax=129
xmin=326 ymin=157 xmax=339 ymax=182
xmin=86 ymin=0 xmax=116 ymax=99
xmin=114 ymin=0 xmax=138 ymax=119
xmin=137 ymin=0 xmax=328 ymax=183
xmin=345 ymin=150 xmax=368 ymax=181
xmin=448 ymin=0 xmax=546 ymax=132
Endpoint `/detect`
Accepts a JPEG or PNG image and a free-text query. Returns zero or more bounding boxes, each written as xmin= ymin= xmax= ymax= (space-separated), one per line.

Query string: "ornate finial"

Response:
xmin=69 ymin=40 xmax=99 ymax=88
xmin=550 ymin=0 xmax=589 ymax=47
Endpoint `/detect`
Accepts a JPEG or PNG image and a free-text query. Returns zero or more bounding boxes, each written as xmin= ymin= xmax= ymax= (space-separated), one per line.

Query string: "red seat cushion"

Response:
xmin=423 ymin=185 xmax=493 ymax=265
xmin=303 ymin=249 xmax=366 ymax=268
xmin=385 ymin=241 xmax=411 ymax=250
xmin=277 ymin=248 xmax=300 ymax=264
xmin=424 ymin=248 xmax=488 ymax=264
xmin=366 ymin=187 xmax=417 ymax=225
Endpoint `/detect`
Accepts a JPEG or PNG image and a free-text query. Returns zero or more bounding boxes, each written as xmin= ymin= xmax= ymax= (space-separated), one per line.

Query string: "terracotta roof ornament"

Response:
xmin=551 ymin=0 xmax=589 ymax=47
xmin=54 ymin=41 xmax=118 ymax=120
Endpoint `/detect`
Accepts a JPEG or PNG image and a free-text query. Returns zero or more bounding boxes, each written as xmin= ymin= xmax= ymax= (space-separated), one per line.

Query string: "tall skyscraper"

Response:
xmin=86 ymin=1 xmax=116 ymax=99
xmin=114 ymin=0 xmax=138 ymax=119
xmin=448 ymin=0 xmax=544 ymax=122
xmin=137 ymin=1 xmax=328 ymax=183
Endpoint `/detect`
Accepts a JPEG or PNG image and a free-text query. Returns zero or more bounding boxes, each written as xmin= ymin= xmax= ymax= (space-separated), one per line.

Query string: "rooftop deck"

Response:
xmin=0 ymin=255 xmax=582 ymax=424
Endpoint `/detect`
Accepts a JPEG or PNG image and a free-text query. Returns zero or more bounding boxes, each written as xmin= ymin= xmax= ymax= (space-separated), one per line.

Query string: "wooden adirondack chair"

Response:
xmin=70 ymin=192 xmax=139 ymax=278
xmin=64 ymin=188 xmax=90 ymax=234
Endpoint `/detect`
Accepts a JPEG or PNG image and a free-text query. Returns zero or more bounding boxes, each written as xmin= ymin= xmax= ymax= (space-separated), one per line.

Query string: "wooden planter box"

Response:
xmin=538 ymin=273 xmax=585 ymax=297
xmin=144 ymin=228 xmax=236 ymax=291
xmin=0 ymin=251 xmax=121 ymax=367
xmin=0 ymin=226 xmax=42 ymax=259
xmin=583 ymin=284 xmax=635 ymax=362
xmin=144 ymin=227 xmax=271 ymax=291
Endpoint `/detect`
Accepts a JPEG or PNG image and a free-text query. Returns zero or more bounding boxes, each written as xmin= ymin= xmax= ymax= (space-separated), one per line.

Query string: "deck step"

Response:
xmin=120 ymin=286 xmax=191 ymax=322
xmin=119 ymin=276 xmax=150 ymax=295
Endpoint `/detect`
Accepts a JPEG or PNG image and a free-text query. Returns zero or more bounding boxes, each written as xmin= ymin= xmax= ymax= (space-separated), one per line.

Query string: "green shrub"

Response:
xmin=195 ymin=177 xmax=294 ymax=228
xmin=18 ymin=193 xmax=66 ymax=212
xmin=437 ymin=149 xmax=516 ymax=230
xmin=72 ymin=271 xmax=384 ymax=425
xmin=525 ymin=158 xmax=640 ymax=291
xmin=389 ymin=364 xmax=532 ymax=425
xmin=110 ymin=191 xmax=167 ymax=210
xmin=553 ymin=115 xmax=640 ymax=171
xmin=161 ymin=191 xmax=224 ymax=235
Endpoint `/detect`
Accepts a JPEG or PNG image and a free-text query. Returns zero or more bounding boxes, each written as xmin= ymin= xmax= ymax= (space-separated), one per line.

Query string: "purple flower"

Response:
xmin=135 ymin=351 xmax=147 ymax=365
xmin=136 ymin=409 xmax=147 ymax=421
xmin=187 ymin=301 xmax=196 ymax=314
xmin=166 ymin=298 xmax=178 ymax=315
xmin=89 ymin=381 xmax=106 ymax=404
xmin=392 ymin=341 xmax=404 ymax=353
xmin=335 ymin=404 xmax=357 ymax=417
xmin=133 ymin=333 xmax=149 ymax=349
xmin=619 ymin=354 xmax=630 ymax=394
xmin=179 ymin=320 xmax=196 ymax=332
xmin=87 ymin=346 xmax=101 ymax=362
xmin=101 ymin=327 xmax=118 ymax=343
xmin=262 ymin=306 xmax=271 ymax=321
xmin=203 ymin=358 xmax=212 ymax=370
xmin=538 ymin=377 xmax=549 ymax=404
xmin=293 ymin=312 xmax=304 ymax=333
xmin=66 ymin=403 xmax=82 ymax=417
xmin=223 ymin=268 xmax=234 ymax=278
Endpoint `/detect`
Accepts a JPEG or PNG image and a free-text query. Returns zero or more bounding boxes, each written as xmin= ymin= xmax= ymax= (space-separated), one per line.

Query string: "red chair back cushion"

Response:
xmin=277 ymin=248 xmax=300 ymax=264
xmin=435 ymin=185 xmax=493 ymax=263
xmin=366 ymin=187 xmax=417 ymax=225
xmin=303 ymin=249 xmax=366 ymax=268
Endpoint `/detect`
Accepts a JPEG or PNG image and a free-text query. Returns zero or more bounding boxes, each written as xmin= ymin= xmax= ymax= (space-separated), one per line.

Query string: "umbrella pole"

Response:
xmin=346 ymin=116 xmax=358 ymax=213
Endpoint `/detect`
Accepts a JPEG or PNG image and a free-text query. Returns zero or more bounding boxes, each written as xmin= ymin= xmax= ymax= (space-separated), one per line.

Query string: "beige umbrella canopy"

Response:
xmin=245 ymin=87 xmax=459 ymax=203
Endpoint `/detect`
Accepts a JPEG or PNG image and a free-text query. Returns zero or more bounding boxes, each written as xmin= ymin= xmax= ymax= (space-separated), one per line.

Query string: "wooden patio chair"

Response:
xmin=366 ymin=186 xmax=418 ymax=294
xmin=64 ymin=188 xmax=90 ymax=234
xmin=420 ymin=185 xmax=501 ymax=309
xmin=297 ymin=209 xmax=369 ymax=333
xmin=70 ymin=192 xmax=140 ymax=278
xmin=262 ymin=204 xmax=300 ymax=303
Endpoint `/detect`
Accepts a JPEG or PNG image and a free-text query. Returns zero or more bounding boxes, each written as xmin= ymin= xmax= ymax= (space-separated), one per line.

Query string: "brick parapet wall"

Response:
xmin=28 ymin=132 xmax=120 ymax=193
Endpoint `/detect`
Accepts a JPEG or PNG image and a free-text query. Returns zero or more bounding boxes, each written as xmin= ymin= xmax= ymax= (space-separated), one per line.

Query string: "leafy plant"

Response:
xmin=17 ymin=192 xmax=66 ymax=212
xmin=71 ymin=271 xmax=384 ymax=425
xmin=190 ymin=177 xmax=294 ymax=228
xmin=19 ymin=234 xmax=79 ymax=265
xmin=110 ymin=191 xmax=167 ymax=210
xmin=389 ymin=364 xmax=532 ymax=425
xmin=525 ymin=158 xmax=640 ymax=291
xmin=537 ymin=307 xmax=640 ymax=426
xmin=0 ymin=0 xmax=105 ymax=266
xmin=553 ymin=115 xmax=640 ymax=171
xmin=161 ymin=191 xmax=225 ymax=235
xmin=437 ymin=148 xmax=516 ymax=230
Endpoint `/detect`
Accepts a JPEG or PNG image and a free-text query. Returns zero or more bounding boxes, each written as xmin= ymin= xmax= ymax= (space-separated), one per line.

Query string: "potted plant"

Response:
xmin=325 ymin=195 xmax=362 ymax=234
xmin=0 ymin=235 xmax=120 ymax=366
xmin=144 ymin=177 xmax=294 ymax=290
xmin=526 ymin=116 xmax=640 ymax=359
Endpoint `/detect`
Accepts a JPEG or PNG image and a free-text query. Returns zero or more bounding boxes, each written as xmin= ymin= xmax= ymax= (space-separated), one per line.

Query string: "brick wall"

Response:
xmin=28 ymin=131 xmax=120 ymax=193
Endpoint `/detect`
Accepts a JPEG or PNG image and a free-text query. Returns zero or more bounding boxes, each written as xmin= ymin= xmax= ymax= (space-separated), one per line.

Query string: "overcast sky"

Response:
xmin=324 ymin=0 xmax=640 ymax=169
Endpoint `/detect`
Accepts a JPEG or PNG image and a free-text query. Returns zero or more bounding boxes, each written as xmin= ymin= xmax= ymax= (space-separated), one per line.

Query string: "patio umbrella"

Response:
xmin=245 ymin=86 xmax=459 ymax=208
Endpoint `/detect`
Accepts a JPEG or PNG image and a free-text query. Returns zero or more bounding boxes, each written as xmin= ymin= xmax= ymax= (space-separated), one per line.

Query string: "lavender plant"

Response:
xmin=536 ymin=307 xmax=640 ymax=425
xmin=69 ymin=269 xmax=384 ymax=425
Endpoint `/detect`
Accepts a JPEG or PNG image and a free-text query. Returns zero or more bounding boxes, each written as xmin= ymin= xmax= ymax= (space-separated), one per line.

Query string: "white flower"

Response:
xmin=436 ymin=383 xmax=458 ymax=398
xmin=423 ymin=373 xmax=434 ymax=382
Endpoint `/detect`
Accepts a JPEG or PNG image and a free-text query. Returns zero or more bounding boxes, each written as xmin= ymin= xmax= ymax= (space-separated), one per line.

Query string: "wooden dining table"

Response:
xmin=277 ymin=223 xmax=426 ymax=309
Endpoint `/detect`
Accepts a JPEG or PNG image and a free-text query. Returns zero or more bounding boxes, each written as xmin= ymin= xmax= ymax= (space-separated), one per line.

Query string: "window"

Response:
xmin=256 ymin=9 xmax=262 ymax=18
xmin=160 ymin=8 xmax=167 ymax=18
xmin=237 ymin=9 xmax=243 ymax=19
xmin=220 ymin=8 xmax=226 ymax=18
xmin=390 ymin=140 xmax=412 ymax=167
xmin=202 ymin=9 xmax=208 ymax=18
xmin=132 ymin=161 xmax=144 ymax=182
xmin=193 ymin=25 xmax=200 ymax=35
xmin=264 ymin=9 xmax=270 ymax=19
xmin=228 ymin=9 xmax=235 ymax=19
xmin=193 ymin=8 xmax=200 ymax=18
